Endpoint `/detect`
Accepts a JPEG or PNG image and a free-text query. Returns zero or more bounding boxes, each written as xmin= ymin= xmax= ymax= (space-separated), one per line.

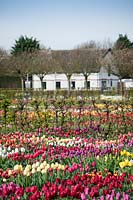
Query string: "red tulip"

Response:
xmin=92 ymin=161 xmax=96 ymax=167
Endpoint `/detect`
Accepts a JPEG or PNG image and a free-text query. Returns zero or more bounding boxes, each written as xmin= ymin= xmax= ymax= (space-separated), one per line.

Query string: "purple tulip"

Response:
xmin=116 ymin=192 xmax=121 ymax=200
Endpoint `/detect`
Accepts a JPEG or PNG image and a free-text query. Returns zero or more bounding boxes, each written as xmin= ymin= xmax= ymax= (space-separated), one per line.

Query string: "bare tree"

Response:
xmin=100 ymin=38 xmax=114 ymax=50
xmin=106 ymin=49 xmax=133 ymax=94
xmin=76 ymin=39 xmax=113 ymax=50
xmin=75 ymin=49 xmax=101 ymax=89
xmin=76 ymin=40 xmax=97 ymax=49
xmin=31 ymin=49 xmax=53 ymax=89
xmin=0 ymin=48 xmax=9 ymax=75
xmin=8 ymin=52 xmax=34 ymax=91
xmin=53 ymin=50 xmax=78 ymax=93
xmin=0 ymin=48 xmax=7 ymax=60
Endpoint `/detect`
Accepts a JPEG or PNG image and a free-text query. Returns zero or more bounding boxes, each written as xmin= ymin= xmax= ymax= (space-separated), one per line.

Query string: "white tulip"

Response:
xmin=20 ymin=147 xmax=25 ymax=152
xmin=15 ymin=148 xmax=19 ymax=153
xmin=7 ymin=146 xmax=11 ymax=151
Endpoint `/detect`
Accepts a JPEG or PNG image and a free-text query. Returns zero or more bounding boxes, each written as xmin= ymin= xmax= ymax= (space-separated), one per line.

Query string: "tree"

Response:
xmin=53 ymin=50 xmax=78 ymax=93
xmin=8 ymin=52 xmax=35 ymax=90
xmin=10 ymin=35 xmax=40 ymax=90
xmin=111 ymin=49 xmax=133 ymax=78
xmin=76 ymin=40 xmax=97 ymax=49
xmin=0 ymin=48 xmax=9 ymax=75
xmin=0 ymin=48 xmax=7 ymax=59
xmin=32 ymin=49 xmax=53 ymax=89
xmin=11 ymin=35 xmax=40 ymax=55
xmin=114 ymin=34 xmax=133 ymax=50
xmin=109 ymin=49 xmax=133 ymax=94
xmin=76 ymin=39 xmax=113 ymax=50
xmin=75 ymin=49 xmax=101 ymax=89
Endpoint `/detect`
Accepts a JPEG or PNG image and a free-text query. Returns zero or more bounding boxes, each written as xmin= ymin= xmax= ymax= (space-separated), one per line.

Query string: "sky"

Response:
xmin=0 ymin=0 xmax=133 ymax=51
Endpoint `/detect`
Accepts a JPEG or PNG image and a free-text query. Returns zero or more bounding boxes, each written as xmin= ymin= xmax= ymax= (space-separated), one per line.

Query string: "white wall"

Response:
xmin=32 ymin=70 xmax=119 ymax=90
xmin=88 ymin=73 xmax=99 ymax=89
xmin=32 ymin=75 xmax=41 ymax=89
xmin=71 ymin=74 xmax=84 ymax=89
xmin=121 ymin=79 xmax=133 ymax=88
xmin=99 ymin=67 xmax=119 ymax=89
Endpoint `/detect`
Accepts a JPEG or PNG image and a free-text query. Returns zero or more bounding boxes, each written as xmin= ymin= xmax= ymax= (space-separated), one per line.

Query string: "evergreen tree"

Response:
xmin=10 ymin=35 xmax=40 ymax=90
xmin=11 ymin=35 xmax=40 ymax=55
xmin=114 ymin=34 xmax=133 ymax=50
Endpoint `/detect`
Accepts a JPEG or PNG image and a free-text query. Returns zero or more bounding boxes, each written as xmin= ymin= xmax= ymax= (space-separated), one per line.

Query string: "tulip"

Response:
xmin=81 ymin=193 xmax=87 ymax=200
xmin=122 ymin=192 xmax=130 ymax=200
xmin=100 ymin=196 xmax=104 ymax=200
xmin=84 ymin=187 xmax=90 ymax=195
xmin=116 ymin=192 xmax=121 ymax=200
xmin=92 ymin=162 xmax=96 ymax=167
xmin=14 ymin=164 xmax=23 ymax=172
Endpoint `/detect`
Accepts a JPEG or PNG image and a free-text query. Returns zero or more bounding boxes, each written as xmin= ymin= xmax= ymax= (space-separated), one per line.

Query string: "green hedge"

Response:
xmin=0 ymin=88 xmax=132 ymax=100
xmin=0 ymin=76 xmax=21 ymax=88
xmin=0 ymin=89 xmax=101 ymax=100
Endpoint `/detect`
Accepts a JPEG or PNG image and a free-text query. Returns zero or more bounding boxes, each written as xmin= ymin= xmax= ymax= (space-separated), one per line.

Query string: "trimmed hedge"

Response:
xmin=0 ymin=88 xmax=132 ymax=100
xmin=0 ymin=76 xmax=21 ymax=88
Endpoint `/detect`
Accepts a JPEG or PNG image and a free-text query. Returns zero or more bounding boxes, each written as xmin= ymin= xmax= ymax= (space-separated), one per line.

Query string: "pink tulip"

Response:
xmin=81 ymin=193 xmax=87 ymax=200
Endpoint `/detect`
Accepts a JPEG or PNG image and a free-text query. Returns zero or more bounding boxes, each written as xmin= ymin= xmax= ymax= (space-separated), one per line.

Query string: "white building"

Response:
xmin=32 ymin=66 xmax=119 ymax=90
xmin=31 ymin=48 xmax=119 ymax=91
xmin=121 ymin=79 xmax=133 ymax=89
xmin=24 ymin=48 xmax=132 ymax=91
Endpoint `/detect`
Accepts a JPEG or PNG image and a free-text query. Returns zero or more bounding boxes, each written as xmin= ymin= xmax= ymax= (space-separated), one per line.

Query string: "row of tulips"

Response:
xmin=0 ymin=98 xmax=133 ymax=199
xmin=1 ymin=98 xmax=133 ymax=136
xmin=0 ymin=132 xmax=133 ymax=163
xmin=0 ymin=172 xmax=133 ymax=199
xmin=0 ymin=129 xmax=133 ymax=146
xmin=0 ymin=131 xmax=133 ymax=199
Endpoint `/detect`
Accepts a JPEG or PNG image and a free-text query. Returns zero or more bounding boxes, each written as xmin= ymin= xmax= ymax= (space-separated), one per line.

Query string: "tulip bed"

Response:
xmin=0 ymin=98 xmax=133 ymax=199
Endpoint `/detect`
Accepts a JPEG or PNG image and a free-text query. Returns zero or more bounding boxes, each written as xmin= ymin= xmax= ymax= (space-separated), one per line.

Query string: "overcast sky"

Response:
xmin=0 ymin=0 xmax=133 ymax=51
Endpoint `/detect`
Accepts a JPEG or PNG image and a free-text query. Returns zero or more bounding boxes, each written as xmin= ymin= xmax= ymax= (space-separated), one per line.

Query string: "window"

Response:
xmin=101 ymin=80 xmax=107 ymax=89
xmin=108 ymin=66 xmax=111 ymax=76
xmin=71 ymin=81 xmax=75 ymax=89
xmin=42 ymin=82 xmax=46 ymax=89
xmin=110 ymin=80 xmax=112 ymax=87
xmin=56 ymin=81 xmax=61 ymax=89
xmin=87 ymin=81 xmax=90 ymax=89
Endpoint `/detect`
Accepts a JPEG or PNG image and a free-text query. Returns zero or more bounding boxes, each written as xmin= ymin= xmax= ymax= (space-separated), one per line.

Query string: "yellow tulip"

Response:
xmin=35 ymin=162 xmax=40 ymax=167
xmin=51 ymin=163 xmax=55 ymax=168
xmin=43 ymin=161 xmax=47 ymax=165
xmin=25 ymin=165 xmax=31 ymax=170
xmin=55 ymin=162 xmax=59 ymax=168
xmin=26 ymin=172 xmax=30 ymax=176
xmin=60 ymin=165 xmax=65 ymax=170
xmin=128 ymin=161 xmax=133 ymax=167
xmin=96 ymin=156 xmax=99 ymax=160
xmin=37 ymin=166 xmax=41 ymax=172
xmin=23 ymin=170 xmax=27 ymax=176
xmin=41 ymin=169 xmax=47 ymax=174
xmin=124 ymin=159 xmax=129 ymax=165
xmin=8 ymin=170 xmax=12 ymax=176
xmin=120 ymin=150 xmax=126 ymax=156
xmin=14 ymin=164 xmax=23 ymax=172
xmin=58 ymin=164 xmax=65 ymax=170
xmin=40 ymin=163 xmax=45 ymax=169
xmin=119 ymin=162 xmax=126 ymax=168
xmin=46 ymin=164 xmax=50 ymax=168
xmin=31 ymin=168 xmax=36 ymax=174
xmin=125 ymin=152 xmax=131 ymax=157
xmin=32 ymin=163 xmax=36 ymax=168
